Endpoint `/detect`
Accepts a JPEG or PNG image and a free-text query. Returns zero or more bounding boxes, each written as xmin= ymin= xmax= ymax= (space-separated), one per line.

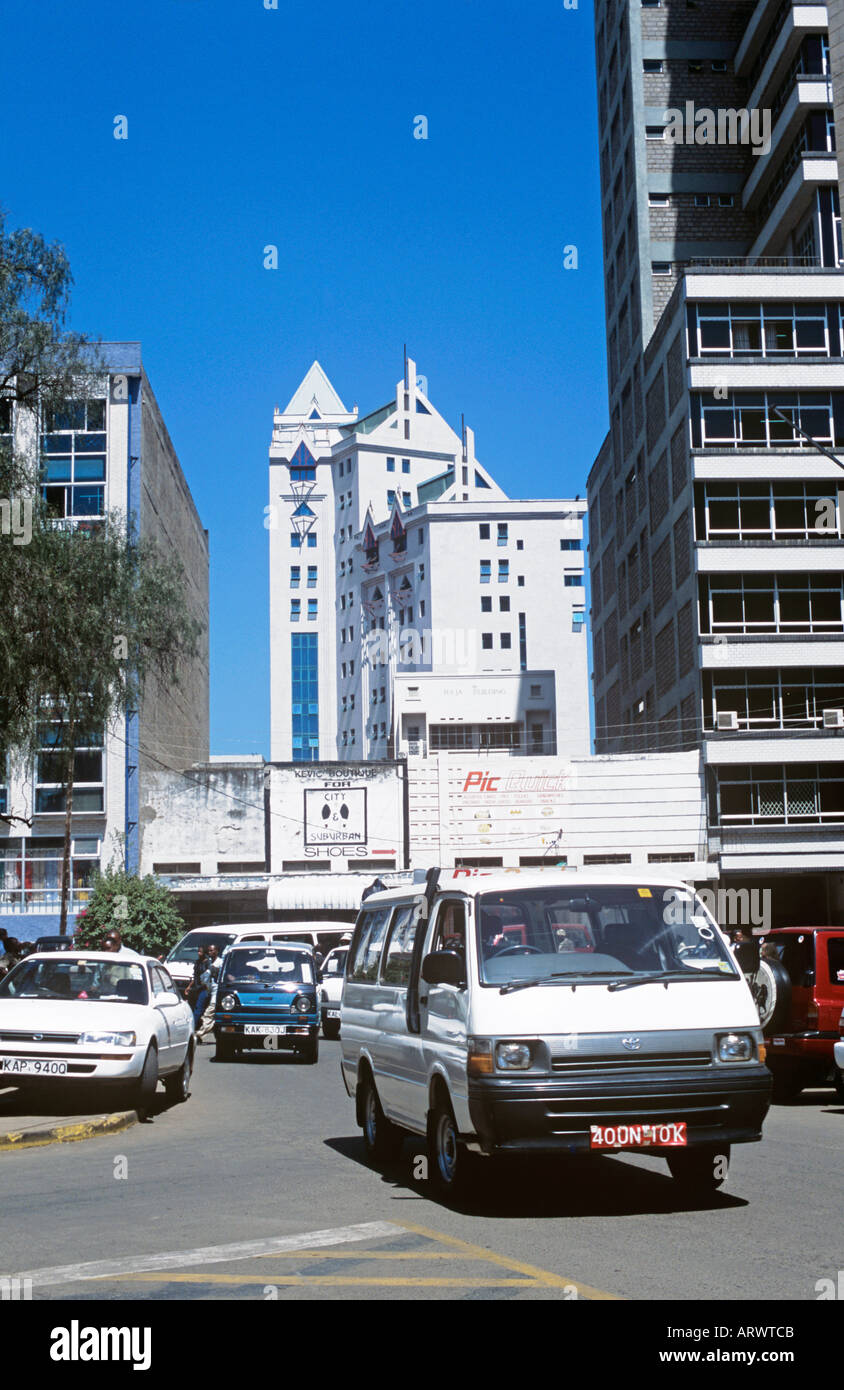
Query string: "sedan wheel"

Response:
xmin=134 ymin=1045 xmax=159 ymax=1118
xmin=163 ymin=1044 xmax=194 ymax=1103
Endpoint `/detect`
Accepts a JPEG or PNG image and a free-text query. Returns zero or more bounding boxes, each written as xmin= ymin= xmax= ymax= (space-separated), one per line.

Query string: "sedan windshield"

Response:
xmin=221 ymin=949 xmax=314 ymax=988
xmin=0 ymin=958 xmax=149 ymax=1005
xmin=167 ymin=931 xmax=237 ymax=964
xmin=476 ymin=885 xmax=738 ymax=987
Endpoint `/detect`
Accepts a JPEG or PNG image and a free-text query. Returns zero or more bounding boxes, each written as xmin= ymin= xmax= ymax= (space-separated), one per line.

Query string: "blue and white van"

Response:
xmin=340 ymin=869 xmax=772 ymax=1198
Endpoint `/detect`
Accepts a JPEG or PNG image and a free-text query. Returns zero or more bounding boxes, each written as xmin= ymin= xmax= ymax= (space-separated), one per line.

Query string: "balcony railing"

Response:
xmin=0 ymin=886 xmax=92 ymax=914
xmin=685 ymin=255 xmax=822 ymax=270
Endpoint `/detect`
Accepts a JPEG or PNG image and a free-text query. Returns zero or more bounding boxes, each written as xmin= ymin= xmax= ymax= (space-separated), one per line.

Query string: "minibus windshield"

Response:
xmin=475 ymin=885 xmax=737 ymax=988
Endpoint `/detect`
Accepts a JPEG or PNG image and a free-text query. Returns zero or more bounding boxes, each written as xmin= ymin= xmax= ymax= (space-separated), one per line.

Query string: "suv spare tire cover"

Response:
xmin=753 ymin=957 xmax=791 ymax=1034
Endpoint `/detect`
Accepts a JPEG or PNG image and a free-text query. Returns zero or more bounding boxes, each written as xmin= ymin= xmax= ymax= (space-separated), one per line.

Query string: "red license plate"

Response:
xmin=590 ymin=1122 xmax=687 ymax=1149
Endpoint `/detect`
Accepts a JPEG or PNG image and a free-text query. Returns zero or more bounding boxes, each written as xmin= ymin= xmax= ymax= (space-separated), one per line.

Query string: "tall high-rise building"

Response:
xmin=589 ymin=0 xmax=844 ymax=920
xmin=268 ymin=357 xmax=590 ymax=765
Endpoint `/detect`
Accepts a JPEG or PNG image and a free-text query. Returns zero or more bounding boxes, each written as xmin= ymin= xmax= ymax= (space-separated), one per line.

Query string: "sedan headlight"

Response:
xmin=496 ymin=1041 xmax=533 ymax=1070
xmin=79 ymin=1031 xmax=136 ymax=1047
xmin=292 ymin=993 xmax=314 ymax=1014
xmin=717 ymin=1032 xmax=754 ymax=1062
xmin=220 ymin=994 xmax=237 ymax=1012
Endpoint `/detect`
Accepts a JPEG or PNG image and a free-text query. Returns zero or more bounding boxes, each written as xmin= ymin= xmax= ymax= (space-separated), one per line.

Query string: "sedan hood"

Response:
xmin=0 ymin=998 xmax=148 ymax=1035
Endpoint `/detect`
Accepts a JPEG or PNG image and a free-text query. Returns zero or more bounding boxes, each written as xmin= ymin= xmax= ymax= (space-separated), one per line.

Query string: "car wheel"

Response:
xmin=427 ymin=1093 xmax=473 ymax=1200
xmin=163 ymin=1044 xmax=194 ymax=1103
xmin=768 ymin=1058 xmax=803 ymax=1103
xmin=360 ymin=1071 xmax=403 ymax=1162
xmin=296 ymin=1036 xmax=319 ymax=1065
xmin=134 ymin=1045 xmax=159 ymax=1118
xmin=322 ymin=1020 xmax=340 ymax=1040
xmin=667 ymin=1143 xmax=729 ymax=1194
xmin=214 ymin=1037 xmax=236 ymax=1063
xmin=752 ymin=958 xmax=792 ymax=1034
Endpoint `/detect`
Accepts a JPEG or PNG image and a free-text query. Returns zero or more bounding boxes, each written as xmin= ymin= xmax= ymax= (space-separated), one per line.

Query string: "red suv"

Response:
xmin=755 ymin=927 xmax=844 ymax=1103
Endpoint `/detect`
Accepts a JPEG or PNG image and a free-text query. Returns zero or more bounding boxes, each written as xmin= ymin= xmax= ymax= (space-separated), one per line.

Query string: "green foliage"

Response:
xmin=73 ymin=868 xmax=186 ymax=960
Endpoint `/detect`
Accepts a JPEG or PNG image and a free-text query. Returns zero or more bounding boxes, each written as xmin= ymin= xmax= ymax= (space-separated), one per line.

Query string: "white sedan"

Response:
xmin=0 ymin=952 xmax=195 ymax=1112
xmin=319 ymin=947 xmax=348 ymax=1039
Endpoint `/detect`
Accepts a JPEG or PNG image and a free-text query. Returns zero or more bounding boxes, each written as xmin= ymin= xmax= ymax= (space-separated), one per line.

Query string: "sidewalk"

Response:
xmin=0 ymin=1086 xmax=137 ymax=1152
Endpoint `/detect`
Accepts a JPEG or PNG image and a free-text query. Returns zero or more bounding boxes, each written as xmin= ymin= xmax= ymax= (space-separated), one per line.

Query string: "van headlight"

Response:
xmin=496 ymin=1041 xmax=533 ymax=1070
xmin=292 ymin=994 xmax=313 ymax=1014
xmin=717 ymin=1032 xmax=754 ymax=1062
xmin=79 ymin=1031 xmax=136 ymax=1047
xmin=220 ymin=994 xmax=237 ymax=1011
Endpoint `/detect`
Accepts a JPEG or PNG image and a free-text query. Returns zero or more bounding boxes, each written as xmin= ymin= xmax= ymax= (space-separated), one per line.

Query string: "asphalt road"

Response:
xmin=2 ymin=1039 xmax=841 ymax=1302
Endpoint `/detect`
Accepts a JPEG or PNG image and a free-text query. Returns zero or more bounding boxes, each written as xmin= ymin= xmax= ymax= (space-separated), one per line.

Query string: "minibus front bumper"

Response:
xmin=466 ymin=1064 xmax=772 ymax=1155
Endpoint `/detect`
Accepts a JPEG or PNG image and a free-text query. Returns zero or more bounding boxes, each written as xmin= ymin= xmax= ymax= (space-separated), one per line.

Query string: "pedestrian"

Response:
xmin=195 ymin=944 xmax=222 ymax=1044
xmin=189 ymin=945 xmax=211 ymax=1025
xmin=102 ymin=929 xmax=144 ymax=959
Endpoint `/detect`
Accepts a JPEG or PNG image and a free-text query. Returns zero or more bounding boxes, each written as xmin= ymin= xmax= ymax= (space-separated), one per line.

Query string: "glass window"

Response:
xmin=380 ymin=900 xmax=419 ymax=989
xmin=349 ymin=908 xmax=392 ymax=981
xmin=480 ymin=560 xmax=491 ymax=583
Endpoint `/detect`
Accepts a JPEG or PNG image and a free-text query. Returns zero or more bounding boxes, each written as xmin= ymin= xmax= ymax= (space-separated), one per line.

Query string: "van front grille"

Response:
xmin=551 ymin=1051 xmax=712 ymax=1074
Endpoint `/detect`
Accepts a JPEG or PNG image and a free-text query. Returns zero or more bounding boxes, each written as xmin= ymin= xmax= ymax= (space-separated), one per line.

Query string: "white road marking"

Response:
xmin=18 ymin=1221 xmax=400 ymax=1288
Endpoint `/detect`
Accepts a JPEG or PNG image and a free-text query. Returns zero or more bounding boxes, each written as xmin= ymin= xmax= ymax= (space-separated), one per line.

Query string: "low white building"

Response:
xmin=407 ymin=750 xmax=712 ymax=878
xmin=0 ymin=345 xmax=209 ymax=937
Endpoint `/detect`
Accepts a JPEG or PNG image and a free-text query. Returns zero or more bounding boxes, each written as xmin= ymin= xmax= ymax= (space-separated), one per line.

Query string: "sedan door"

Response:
xmin=149 ymin=966 xmax=179 ymax=1069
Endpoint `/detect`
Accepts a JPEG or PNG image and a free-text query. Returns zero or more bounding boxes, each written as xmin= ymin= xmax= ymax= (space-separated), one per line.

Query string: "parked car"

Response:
xmin=165 ymin=923 xmax=352 ymax=992
xmin=753 ymin=927 xmax=844 ymax=1102
xmin=319 ymin=947 xmax=348 ymax=1039
xmin=0 ymin=951 xmax=195 ymax=1111
xmin=341 ymin=869 xmax=771 ymax=1199
xmin=214 ymin=942 xmax=319 ymax=1063
xmin=33 ymin=936 xmax=78 ymax=953
xmin=833 ymin=1008 xmax=844 ymax=1095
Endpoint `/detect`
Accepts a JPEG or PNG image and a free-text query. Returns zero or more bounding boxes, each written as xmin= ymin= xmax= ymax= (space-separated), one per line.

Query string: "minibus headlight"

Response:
xmin=220 ymin=994 xmax=237 ymax=1012
xmin=717 ymin=1032 xmax=754 ymax=1062
xmin=496 ymin=1041 xmax=533 ymax=1070
xmin=292 ymin=993 xmax=313 ymax=1014
xmin=467 ymin=1038 xmax=494 ymax=1076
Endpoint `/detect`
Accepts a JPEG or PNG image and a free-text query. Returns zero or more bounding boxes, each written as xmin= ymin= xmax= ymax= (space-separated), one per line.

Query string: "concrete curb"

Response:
xmin=0 ymin=1109 xmax=138 ymax=1153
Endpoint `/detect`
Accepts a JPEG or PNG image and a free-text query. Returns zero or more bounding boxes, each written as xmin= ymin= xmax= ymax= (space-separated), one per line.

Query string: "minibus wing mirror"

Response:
xmin=421 ymin=950 xmax=465 ymax=987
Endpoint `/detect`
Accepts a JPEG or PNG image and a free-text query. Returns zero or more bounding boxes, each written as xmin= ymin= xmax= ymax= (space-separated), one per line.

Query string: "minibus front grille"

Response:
xmin=551 ymin=1051 xmax=712 ymax=1074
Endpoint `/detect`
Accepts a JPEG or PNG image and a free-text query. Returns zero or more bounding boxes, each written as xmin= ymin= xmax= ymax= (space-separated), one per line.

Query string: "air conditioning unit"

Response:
xmin=716 ymin=711 xmax=739 ymax=731
xmin=823 ymin=708 xmax=844 ymax=729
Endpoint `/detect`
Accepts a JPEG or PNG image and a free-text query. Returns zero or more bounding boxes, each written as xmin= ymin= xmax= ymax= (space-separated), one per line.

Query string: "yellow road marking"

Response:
xmin=394 ymin=1220 xmax=622 ymax=1300
xmin=111 ymin=1273 xmax=543 ymax=1287
xmin=257 ymin=1250 xmax=466 ymax=1259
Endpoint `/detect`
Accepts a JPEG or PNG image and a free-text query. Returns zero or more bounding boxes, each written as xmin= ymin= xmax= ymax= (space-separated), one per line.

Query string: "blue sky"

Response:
xmin=1 ymin=0 xmax=607 ymax=755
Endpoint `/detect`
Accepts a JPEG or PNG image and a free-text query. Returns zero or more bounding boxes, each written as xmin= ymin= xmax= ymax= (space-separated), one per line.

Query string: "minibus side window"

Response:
xmin=432 ymin=902 xmax=466 ymax=960
xmin=348 ymin=908 xmax=392 ymax=983
xmin=380 ymin=906 xmax=421 ymax=986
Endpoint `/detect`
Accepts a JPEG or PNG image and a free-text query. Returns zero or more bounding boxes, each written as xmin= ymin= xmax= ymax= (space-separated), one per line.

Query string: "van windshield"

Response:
xmin=221 ymin=949 xmax=314 ymax=988
xmin=167 ymin=931 xmax=237 ymax=964
xmin=475 ymin=885 xmax=737 ymax=988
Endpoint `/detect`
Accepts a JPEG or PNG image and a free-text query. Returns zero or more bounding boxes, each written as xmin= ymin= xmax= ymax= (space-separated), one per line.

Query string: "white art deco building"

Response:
xmin=268 ymin=358 xmax=590 ymax=764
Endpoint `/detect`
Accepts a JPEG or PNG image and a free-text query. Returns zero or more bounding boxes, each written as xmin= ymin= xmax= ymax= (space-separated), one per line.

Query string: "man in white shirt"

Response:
xmin=102 ymin=929 xmax=144 ymax=959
